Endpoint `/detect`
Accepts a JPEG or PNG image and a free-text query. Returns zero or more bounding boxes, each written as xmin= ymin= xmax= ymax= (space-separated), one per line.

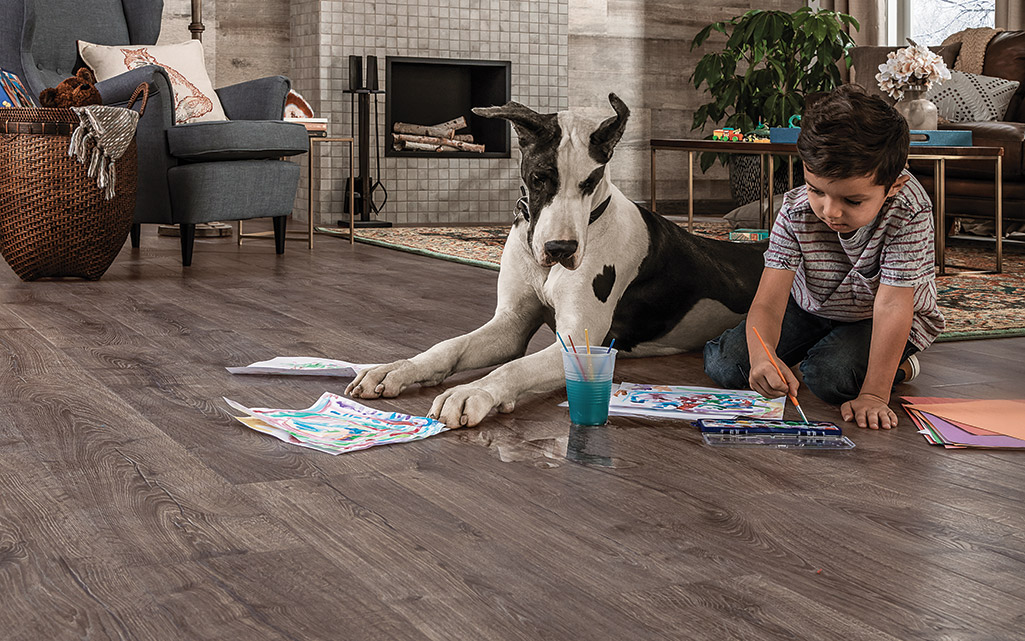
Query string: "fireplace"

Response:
xmin=385 ymin=56 xmax=512 ymax=159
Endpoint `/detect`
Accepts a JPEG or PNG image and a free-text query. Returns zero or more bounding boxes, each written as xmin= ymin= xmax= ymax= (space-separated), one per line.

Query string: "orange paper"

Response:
xmin=901 ymin=396 xmax=999 ymax=435
xmin=906 ymin=400 xmax=1025 ymax=441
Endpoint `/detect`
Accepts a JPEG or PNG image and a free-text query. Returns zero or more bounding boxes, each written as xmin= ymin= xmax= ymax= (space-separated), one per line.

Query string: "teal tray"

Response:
xmin=770 ymin=128 xmax=973 ymax=147
xmin=909 ymin=130 xmax=972 ymax=146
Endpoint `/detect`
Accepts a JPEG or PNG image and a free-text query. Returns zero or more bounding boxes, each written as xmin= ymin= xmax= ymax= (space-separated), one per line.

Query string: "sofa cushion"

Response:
xmin=722 ymin=195 xmax=783 ymax=229
xmin=168 ymin=120 xmax=309 ymax=161
xmin=79 ymin=39 xmax=227 ymax=124
xmin=850 ymin=44 xmax=961 ymax=104
xmin=982 ymin=31 xmax=1025 ymax=121
xmin=925 ymin=71 xmax=1020 ymax=122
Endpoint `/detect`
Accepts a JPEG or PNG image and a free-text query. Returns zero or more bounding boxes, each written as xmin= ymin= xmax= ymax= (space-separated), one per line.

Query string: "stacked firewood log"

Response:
xmin=391 ymin=116 xmax=485 ymax=153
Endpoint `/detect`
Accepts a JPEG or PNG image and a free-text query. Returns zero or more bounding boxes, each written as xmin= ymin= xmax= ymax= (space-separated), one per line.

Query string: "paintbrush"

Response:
xmin=751 ymin=326 xmax=810 ymax=424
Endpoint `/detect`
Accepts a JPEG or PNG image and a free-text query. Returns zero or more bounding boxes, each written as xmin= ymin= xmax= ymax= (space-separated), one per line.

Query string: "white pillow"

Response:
xmin=924 ymin=70 xmax=1020 ymax=122
xmin=78 ymin=39 xmax=228 ymax=125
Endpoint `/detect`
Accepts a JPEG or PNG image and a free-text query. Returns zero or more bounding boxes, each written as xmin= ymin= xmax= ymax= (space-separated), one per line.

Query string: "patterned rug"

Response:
xmin=317 ymin=223 xmax=1025 ymax=342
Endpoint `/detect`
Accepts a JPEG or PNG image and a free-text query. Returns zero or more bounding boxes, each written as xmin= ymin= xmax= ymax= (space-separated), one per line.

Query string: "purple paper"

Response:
xmin=919 ymin=410 xmax=1025 ymax=448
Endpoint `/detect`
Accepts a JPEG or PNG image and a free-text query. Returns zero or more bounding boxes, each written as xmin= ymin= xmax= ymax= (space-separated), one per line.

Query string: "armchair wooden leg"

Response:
xmin=272 ymin=216 xmax=287 ymax=255
xmin=180 ymin=223 xmax=196 ymax=266
xmin=130 ymin=223 xmax=141 ymax=248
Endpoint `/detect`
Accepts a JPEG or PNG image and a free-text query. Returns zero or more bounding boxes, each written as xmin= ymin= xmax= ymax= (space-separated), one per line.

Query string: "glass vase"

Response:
xmin=895 ymin=86 xmax=938 ymax=131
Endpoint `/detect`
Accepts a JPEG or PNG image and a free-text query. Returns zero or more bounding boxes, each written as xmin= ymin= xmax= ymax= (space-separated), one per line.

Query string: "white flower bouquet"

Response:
xmin=875 ymin=40 xmax=951 ymax=101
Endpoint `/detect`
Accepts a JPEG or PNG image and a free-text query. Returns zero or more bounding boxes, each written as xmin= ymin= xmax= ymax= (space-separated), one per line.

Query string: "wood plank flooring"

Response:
xmin=1 ymin=226 xmax=1024 ymax=640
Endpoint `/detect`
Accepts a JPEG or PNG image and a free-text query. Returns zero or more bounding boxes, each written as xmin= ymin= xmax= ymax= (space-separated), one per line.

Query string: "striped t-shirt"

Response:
xmin=763 ymin=170 xmax=945 ymax=350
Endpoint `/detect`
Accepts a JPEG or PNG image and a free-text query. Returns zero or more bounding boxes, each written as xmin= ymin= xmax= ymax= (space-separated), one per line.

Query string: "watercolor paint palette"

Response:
xmin=696 ymin=418 xmax=855 ymax=449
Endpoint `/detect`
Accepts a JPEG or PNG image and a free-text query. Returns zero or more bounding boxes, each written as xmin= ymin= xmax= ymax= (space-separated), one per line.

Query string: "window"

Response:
xmin=889 ymin=0 xmax=995 ymax=45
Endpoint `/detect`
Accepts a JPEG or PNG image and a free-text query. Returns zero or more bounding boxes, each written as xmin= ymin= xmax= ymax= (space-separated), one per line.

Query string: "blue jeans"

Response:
xmin=703 ymin=297 xmax=919 ymax=405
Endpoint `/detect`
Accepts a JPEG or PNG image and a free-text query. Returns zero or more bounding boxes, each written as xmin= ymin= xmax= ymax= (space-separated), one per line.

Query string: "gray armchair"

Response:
xmin=0 ymin=0 xmax=309 ymax=266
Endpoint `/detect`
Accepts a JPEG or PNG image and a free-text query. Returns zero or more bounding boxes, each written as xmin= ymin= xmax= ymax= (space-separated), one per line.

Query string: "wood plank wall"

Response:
xmin=160 ymin=0 xmax=292 ymax=88
xmin=568 ymin=0 xmax=804 ymax=209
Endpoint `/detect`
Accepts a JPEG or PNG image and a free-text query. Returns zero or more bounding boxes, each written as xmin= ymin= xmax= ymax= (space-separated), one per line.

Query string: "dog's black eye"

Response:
xmin=530 ymin=172 xmax=550 ymax=190
xmin=579 ymin=164 xmax=606 ymax=196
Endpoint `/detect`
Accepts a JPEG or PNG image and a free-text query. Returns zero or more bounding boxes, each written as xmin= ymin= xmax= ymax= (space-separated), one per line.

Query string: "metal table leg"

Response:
xmin=650 ymin=147 xmax=657 ymax=213
xmin=996 ymin=155 xmax=1003 ymax=273
xmin=937 ymin=158 xmax=946 ymax=276
xmin=688 ymin=150 xmax=694 ymax=232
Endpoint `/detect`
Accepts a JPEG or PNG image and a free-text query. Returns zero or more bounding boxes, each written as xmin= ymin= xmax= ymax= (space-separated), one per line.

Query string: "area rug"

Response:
xmin=317 ymin=224 xmax=1025 ymax=342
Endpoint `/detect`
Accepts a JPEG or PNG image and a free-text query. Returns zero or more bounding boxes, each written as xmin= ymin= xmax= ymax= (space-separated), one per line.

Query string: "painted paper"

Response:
xmin=226 ymin=356 xmax=377 ymax=377
xmin=607 ymin=383 xmax=786 ymax=420
xmin=225 ymin=393 xmax=447 ymax=455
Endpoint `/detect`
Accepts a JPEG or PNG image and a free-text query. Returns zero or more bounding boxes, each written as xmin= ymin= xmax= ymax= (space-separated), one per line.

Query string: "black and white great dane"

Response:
xmin=347 ymin=93 xmax=764 ymax=427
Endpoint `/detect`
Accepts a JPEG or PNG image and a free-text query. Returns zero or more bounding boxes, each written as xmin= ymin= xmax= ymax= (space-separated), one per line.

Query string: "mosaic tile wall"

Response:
xmin=291 ymin=0 xmax=569 ymax=226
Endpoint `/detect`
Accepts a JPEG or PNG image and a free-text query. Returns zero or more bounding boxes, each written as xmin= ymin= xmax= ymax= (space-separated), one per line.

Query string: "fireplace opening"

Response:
xmin=385 ymin=56 xmax=511 ymax=159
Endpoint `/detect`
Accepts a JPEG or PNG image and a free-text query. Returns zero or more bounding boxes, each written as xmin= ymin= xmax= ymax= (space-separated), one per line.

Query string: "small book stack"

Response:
xmin=285 ymin=117 xmax=328 ymax=137
xmin=0 ymin=68 xmax=36 ymax=108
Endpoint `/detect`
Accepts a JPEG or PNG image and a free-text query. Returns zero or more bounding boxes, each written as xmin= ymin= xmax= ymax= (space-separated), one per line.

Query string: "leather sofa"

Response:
xmin=851 ymin=33 xmax=1025 ymax=227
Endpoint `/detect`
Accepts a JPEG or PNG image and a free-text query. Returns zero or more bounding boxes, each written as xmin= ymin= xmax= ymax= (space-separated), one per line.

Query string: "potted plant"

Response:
xmin=690 ymin=7 xmax=859 ymax=204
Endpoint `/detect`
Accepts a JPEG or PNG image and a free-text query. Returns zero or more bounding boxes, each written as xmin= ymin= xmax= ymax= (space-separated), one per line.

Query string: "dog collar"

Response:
xmin=588 ymin=196 xmax=611 ymax=225
xmin=515 ymin=185 xmax=530 ymax=222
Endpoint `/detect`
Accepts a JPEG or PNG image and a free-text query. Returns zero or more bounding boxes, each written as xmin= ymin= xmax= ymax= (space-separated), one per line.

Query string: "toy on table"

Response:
xmin=712 ymin=127 xmax=745 ymax=142
xmin=713 ymin=121 xmax=771 ymax=143
xmin=744 ymin=120 xmax=771 ymax=143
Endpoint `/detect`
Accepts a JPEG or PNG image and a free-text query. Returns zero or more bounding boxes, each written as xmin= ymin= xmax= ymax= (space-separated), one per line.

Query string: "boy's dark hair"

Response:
xmin=797 ymin=84 xmax=909 ymax=187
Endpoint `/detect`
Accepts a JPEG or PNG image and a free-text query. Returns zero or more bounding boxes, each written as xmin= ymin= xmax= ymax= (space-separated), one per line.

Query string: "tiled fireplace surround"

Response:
xmin=291 ymin=0 xmax=569 ymax=226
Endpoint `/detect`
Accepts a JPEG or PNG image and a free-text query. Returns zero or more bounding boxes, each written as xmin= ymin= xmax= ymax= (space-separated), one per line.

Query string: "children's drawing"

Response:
xmin=609 ymin=383 xmax=785 ymax=420
xmin=226 ymin=356 xmax=377 ymax=377
xmin=225 ymin=393 xmax=447 ymax=455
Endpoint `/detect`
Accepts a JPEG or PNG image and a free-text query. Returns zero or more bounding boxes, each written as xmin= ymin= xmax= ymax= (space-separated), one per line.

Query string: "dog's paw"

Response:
xmin=345 ymin=360 xmax=416 ymax=398
xmin=428 ymin=385 xmax=499 ymax=428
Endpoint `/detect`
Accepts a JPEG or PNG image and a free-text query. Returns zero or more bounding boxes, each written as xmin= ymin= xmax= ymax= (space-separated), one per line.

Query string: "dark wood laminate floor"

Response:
xmin=2 ymin=226 xmax=1024 ymax=641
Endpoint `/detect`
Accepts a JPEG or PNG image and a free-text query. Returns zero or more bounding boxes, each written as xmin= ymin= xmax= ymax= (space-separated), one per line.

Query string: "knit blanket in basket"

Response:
xmin=68 ymin=105 xmax=140 ymax=200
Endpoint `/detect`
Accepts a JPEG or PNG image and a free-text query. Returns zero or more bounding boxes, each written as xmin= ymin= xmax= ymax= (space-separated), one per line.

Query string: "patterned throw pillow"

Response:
xmin=78 ymin=40 xmax=228 ymax=125
xmin=924 ymin=70 xmax=1020 ymax=122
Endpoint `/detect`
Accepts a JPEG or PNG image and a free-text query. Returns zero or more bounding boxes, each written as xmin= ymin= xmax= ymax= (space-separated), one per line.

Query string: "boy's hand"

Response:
xmin=749 ymin=357 xmax=798 ymax=401
xmin=841 ymin=393 xmax=899 ymax=429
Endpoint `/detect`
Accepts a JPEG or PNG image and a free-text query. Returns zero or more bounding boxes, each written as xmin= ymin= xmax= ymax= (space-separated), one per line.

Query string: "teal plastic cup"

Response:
xmin=562 ymin=347 xmax=617 ymax=426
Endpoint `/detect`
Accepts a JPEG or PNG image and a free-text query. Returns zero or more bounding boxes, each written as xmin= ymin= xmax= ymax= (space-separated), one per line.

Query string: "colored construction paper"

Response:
xmin=225 ymin=393 xmax=447 ymax=455
xmin=906 ymin=409 xmax=955 ymax=447
xmin=901 ymin=396 xmax=999 ymax=435
xmin=908 ymin=408 xmax=1025 ymax=449
xmin=905 ymin=400 xmax=1025 ymax=441
xmin=226 ymin=356 xmax=376 ymax=377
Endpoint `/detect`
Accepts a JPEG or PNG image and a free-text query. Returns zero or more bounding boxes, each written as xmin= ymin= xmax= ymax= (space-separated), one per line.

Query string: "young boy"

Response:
xmin=703 ymin=84 xmax=944 ymax=430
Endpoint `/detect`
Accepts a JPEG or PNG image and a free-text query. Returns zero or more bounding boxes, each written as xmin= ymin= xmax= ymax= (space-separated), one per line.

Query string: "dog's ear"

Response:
xmin=472 ymin=102 xmax=556 ymax=146
xmin=589 ymin=93 xmax=630 ymax=164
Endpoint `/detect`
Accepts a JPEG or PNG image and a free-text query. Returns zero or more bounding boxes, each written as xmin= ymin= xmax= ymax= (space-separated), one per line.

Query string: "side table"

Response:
xmin=238 ymin=134 xmax=356 ymax=248
xmin=650 ymin=139 xmax=1005 ymax=275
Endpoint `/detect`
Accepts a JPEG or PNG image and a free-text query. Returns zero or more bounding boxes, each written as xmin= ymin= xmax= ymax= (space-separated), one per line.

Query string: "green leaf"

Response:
xmin=699 ymin=151 xmax=716 ymax=173
xmin=688 ymin=5 xmax=850 ymax=150
xmin=691 ymin=24 xmax=714 ymax=50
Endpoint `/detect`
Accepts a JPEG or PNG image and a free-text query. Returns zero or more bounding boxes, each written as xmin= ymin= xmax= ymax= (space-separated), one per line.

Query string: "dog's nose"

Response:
xmin=543 ymin=240 xmax=578 ymax=261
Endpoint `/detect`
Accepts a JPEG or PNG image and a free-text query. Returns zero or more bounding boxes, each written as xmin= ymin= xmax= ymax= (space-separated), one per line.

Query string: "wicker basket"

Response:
xmin=0 ymin=93 xmax=143 ymax=280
